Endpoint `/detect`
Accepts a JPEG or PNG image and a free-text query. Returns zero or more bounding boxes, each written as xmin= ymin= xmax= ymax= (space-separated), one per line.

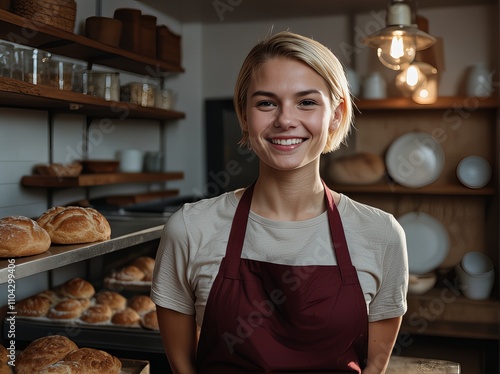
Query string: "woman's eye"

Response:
xmin=299 ymin=100 xmax=316 ymax=107
xmin=256 ymin=101 xmax=276 ymax=108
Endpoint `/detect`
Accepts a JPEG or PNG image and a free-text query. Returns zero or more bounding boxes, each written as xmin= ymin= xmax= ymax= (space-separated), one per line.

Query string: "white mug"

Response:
xmin=118 ymin=149 xmax=143 ymax=173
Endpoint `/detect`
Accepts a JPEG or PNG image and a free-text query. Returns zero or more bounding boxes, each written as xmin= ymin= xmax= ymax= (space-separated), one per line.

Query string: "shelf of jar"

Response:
xmin=333 ymin=181 xmax=495 ymax=196
xmin=355 ymin=96 xmax=498 ymax=111
xmin=402 ymin=288 xmax=500 ymax=340
xmin=0 ymin=9 xmax=183 ymax=75
xmin=0 ymin=76 xmax=185 ymax=120
xmin=21 ymin=172 xmax=184 ymax=188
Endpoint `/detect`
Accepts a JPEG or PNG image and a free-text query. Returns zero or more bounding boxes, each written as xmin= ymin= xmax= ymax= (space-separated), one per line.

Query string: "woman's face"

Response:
xmin=244 ymin=57 xmax=340 ymax=172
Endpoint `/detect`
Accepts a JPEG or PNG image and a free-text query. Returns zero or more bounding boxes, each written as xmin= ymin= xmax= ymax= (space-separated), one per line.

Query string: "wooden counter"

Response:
xmin=387 ymin=356 xmax=460 ymax=373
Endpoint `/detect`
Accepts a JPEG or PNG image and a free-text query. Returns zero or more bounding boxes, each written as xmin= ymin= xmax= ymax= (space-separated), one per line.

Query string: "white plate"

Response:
xmin=398 ymin=212 xmax=450 ymax=275
xmin=386 ymin=132 xmax=445 ymax=188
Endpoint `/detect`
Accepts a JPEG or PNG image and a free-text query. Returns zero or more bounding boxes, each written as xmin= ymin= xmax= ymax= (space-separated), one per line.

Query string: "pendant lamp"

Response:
xmin=363 ymin=0 xmax=436 ymax=70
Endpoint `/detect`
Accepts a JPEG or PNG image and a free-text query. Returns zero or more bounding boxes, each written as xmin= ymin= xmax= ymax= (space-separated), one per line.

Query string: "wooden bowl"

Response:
xmin=85 ymin=16 xmax=123 ymax=47
xmin=81 ymin=160 xmax=120 ymax=174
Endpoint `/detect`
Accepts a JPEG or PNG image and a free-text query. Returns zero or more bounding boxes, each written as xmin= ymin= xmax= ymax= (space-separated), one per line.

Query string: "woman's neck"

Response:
xmin=247 ymin=163 xmax=333 ymax=221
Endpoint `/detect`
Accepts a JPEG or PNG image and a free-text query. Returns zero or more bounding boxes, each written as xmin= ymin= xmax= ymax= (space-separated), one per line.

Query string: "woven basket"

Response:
xmin=13 ymin=0 xmax=76 ymax=33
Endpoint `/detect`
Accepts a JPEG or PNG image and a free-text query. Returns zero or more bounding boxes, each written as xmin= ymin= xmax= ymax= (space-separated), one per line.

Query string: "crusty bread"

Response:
xmin=16 ymin=335 xmax=78 ymax=374
xmin=95 ymin=290 xmax=127 ymax=312
xmin=80 ymin=304 xmax=112 ymax=324
xmin=62 ymin=348 xmax=121 ymax=374
xmin=16 ymin=295 xmax=52 ymax=318
xmin=111 ymin=307 xmax=141 ymax=327
xmin=0 ymin=344 xmax=7 ymax=364
xmin=0 ymin=362 xmax=9 ymax=374
xmin=36 ymin=206 xmax=111 ymax=244
xmin=328 ymin=152 xmax=385 ymax=185
xmin=113 ymin=265 xmax=145 ymax=282
xmin=47 ymin=298 xmax=87 ymax=320
xmin=58 ymin=278 xmax=95 ymax=299
xmin=131 ymin=256 xmax=155 ymax=281
xmin=37 ymin=289 xmax=61 ymax=305
xmin=128 ymin=295 xmax=155 ymax=315
xmin=0 ymin=215 xmax=51 ymax=257
xmin=141 ymin=310 xmax=159 ymax=330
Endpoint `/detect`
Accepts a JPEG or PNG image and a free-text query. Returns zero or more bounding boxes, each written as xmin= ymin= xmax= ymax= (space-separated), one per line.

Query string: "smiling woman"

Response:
xmin=151 ymin=31 xmax=408 ymax=374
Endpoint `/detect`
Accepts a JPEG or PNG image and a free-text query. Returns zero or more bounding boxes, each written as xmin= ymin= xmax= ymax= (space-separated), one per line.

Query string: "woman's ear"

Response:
xmin=330 ymin=105 xmax=342 ymax=132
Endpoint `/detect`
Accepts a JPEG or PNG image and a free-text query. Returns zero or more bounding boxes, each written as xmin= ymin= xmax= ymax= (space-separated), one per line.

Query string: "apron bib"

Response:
xmin=197 ymin=182 xmax=368 ymax=372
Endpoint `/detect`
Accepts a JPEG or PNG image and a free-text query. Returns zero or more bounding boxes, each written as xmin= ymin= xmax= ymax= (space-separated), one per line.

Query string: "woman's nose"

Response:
xmin=275 ymin=105 xmax=297 ymax=129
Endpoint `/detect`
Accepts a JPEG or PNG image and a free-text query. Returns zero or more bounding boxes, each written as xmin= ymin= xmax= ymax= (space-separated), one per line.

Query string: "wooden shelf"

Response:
xmin=0 ymin=77 xmax=185 ymax=120
xmin=21 ymin=172 xmax=184 ymax=188
xmin=0 ymin=9 xmax=183 ymax=75
xmin=335 ymin=182 xmax=496 ymax=196
xmin=356 ymin=96 xmax=498 ymax=111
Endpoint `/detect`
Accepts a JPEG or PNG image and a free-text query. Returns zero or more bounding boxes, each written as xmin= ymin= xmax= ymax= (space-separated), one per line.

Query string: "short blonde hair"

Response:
xmin=234 ymin=31 xmax=353 ymax=153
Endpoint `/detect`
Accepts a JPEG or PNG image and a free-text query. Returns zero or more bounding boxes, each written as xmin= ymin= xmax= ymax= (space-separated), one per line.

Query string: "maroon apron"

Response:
xmin=196 ymin=182 xmax=368 ymax=373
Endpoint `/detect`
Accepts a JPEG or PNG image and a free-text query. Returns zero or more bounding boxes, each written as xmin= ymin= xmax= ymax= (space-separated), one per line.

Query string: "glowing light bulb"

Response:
xmin=376 ymin=32 xmax=416 ymax=70
xmin=390 ymin=35 xmax=405 ymax=59
xmin=405 ymin=65 xmax=420 ymax=87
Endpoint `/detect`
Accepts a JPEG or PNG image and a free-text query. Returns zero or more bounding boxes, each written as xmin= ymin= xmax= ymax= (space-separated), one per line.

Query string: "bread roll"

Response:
xmin=62 ymin=348 xmax=121 ymax=374
xmin=113 ymin=265 xmax=145 ymax=282
xmin=36 ymin=206 xmax=111 ymax=244
xmin=16 ymin=295 xmax=51 ymax=317
xmin=0 ymin=362 xmax=9 ymax=374
xmin=58 ymin=278 xmax=95 ymax=299
xmin=131 ymin=256 xmax=155 ymax=281
xmin=111 ymin=307 xmax=141 ymax=327
xmin=95 ymin=290 xmax=127 ymax=312
xmin=0 ymin=215 xmax=51 ymax=257
xmin=80 ymin=304 xmax=112 ymax=324
xmin=37 ymin=289 xmax=61 ymax=305
xmin=47 ymin=298 xmax=87 ymax=320
xmin=141 ymin=310 xmax=159 ymax=330
xmin=16 ymin=335 xmax=78 ymax=374
xmin=328 ymin=152 xmax=385 ymax=185
xmin=128 ymin=295 xmax=155 ymax=315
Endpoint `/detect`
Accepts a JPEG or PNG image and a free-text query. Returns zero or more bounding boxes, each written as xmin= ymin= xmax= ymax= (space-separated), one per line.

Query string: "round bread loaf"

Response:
xmin=95 ymin=290 xmax=127 ymax=312
xmin=62 ymin=348 xmax=121 ymax=374
xmin=111 ymin=307 xmax=141 ymax=326
xmin=0 ymin=215 xmax=51 ymax=257
xmin=16 ymin=295 xmax=52 ymax=317
xmin=36 ymin=206 xmax=111 ymax=244
xmin=131 ymin=256 xmax=155 ymax=281
xmin=16 ymin=335 xmax=78 ymax=374
xmin=47 ymin=298 xmax=87 ymax=320
xmin=114 ymin=265 xmax=145 ymax=282
xmin=58 ymin=277 xmax=95 ymax=299
xmin=37 ymin=289 xmax=61 ymax=305
xmin=80 ymin=304 xmax=112 ymax=324
xmin=328 ymin=152 xmax=385 ymax=185
xmin=141 ymin=310 xmax=159 ymax=330
xmin=128 ymin=295 xmax=155 ymax=315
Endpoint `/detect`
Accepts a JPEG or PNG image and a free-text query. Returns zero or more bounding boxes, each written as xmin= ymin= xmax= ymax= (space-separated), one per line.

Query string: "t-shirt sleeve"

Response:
xmin=150 ymin=209 xmax=196 ymax=315
xmin=368 ymin=215 xmax=408 ymax=322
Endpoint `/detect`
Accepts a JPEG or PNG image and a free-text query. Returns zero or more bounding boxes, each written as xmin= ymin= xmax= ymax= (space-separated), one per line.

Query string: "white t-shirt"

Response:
xmin=151 ymin=191 xmax=408 ymax=326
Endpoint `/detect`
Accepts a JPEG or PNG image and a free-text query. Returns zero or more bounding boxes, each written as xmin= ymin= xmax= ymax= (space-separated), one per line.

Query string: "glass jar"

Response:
xmin=92 ymin=72 xmax=120 ymax=101
xmin=21 ymin=49 xmax=52 ymax=85
xmin=121 ymin=82 xmax=157 ymax=107
xmin=0 ymin=41 xmax=13 ymax=78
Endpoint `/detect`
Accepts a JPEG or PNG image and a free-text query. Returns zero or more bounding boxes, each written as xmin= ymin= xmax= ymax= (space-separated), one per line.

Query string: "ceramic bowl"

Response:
xmin=408 ymin=272 xmax=437 ymax=295
xmin=456 ymin=156 xmax=492 ymax=189
xmin=455 ymin=262 xmax=494 ymax=300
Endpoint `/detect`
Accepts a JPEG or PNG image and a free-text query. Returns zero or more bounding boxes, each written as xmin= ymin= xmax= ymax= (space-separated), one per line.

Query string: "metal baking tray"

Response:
xmin=5 ymin=318 xmax=163 ymax=353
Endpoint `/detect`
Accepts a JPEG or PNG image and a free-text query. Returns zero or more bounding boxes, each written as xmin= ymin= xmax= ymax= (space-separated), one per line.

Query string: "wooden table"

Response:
xmin=387 ymin=356 xmax=460 ymax=373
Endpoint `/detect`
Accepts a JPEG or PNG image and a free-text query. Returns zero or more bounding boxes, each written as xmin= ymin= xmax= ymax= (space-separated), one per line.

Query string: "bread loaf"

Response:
xmin=47 ymin=298 xmax=87 ymax=320
xmin=131 ymin=256 xmax=155 ymax=281
xmin=36 ymin=206 xmax=111 ymax=244
xmin=16 ymin=295 xmax=52 ymax=318
xmin=0 ymin=216 xmax=51 ymax=257
xmin=95 ymin=290 xmax=127 ymax=312
xmin=16 ymin=335 xmax=78 ymax=374
xmin=62 ymin=348 xmax=121 ymax=374
xmin=128 ymin=295 xmax=155 ymax=315
xmin=141 ymin=310 xmax=159 ymax=330
xmin=111 ymin=307 xmax=141 ymax=327
xmin=58 ymin=277 xmax=95 ymax=299
xmin=328 ymin=152 xmax=385 ymax=185
xmin=80 ymin=304 xmax=113 ymax=324
xmin=113 ymin=265 xmax=145 ymax=282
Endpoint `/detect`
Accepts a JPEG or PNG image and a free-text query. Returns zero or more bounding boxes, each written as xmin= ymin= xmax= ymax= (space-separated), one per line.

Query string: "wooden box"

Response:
xmin=156 ymin=25 xmax=181 ymax=66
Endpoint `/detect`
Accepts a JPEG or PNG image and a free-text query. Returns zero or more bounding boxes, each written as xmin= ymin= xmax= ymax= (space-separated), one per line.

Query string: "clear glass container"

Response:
xmin=121 ymin=82 xmax=157 ymax=107
xmin=0 ymin=41 xmax=13 ymax=78
xmin=92 ymin=72 xmax=120 ymax=101
xmin=21 ymin=49 xmax=52 ymax=85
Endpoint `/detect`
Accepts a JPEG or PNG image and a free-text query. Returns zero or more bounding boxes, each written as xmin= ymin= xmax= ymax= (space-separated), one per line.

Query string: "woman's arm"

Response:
xmin=157 ymin=306 xmax=198 ymax=374
xmin=362 ymin=316 xmax=402 ymax=374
